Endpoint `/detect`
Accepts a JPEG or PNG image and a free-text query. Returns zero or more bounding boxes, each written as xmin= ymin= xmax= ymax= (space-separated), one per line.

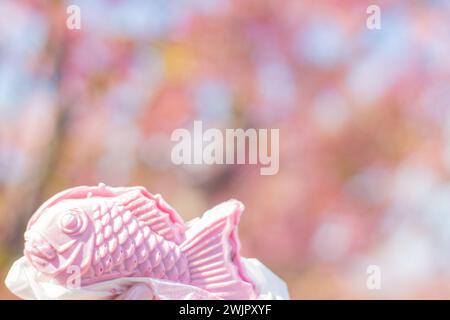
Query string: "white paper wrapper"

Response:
xmin=5 ymin=257 xmax=290 ymax=300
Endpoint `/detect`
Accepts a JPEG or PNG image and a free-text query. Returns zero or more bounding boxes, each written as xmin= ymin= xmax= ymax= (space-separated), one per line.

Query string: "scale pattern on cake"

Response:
xmin=23 ymin=184 xmax=257 ymax=299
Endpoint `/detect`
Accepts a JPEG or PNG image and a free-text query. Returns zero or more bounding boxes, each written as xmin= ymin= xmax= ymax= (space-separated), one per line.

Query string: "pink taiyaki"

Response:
xmin=23 ymin=184 xmax=257 ymax=299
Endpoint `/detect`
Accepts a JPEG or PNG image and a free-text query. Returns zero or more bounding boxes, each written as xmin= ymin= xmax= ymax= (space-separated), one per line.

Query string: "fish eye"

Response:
xmin=58 ymin=208 xmax=87 ymax=235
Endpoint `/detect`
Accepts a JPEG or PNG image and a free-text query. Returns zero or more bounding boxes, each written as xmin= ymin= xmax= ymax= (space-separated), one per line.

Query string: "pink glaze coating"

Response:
xmin=23 ymin=184 xmax=257 ymax=299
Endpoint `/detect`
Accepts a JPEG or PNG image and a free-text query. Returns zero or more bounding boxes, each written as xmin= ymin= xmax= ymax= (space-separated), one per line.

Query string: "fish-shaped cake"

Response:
xmin=23 ymin=184 xmax=257 ymax=299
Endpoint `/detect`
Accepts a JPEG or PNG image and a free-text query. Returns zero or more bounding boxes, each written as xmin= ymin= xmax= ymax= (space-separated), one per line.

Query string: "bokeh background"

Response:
xmin=1 ymin=0 xmax=450 ymax=299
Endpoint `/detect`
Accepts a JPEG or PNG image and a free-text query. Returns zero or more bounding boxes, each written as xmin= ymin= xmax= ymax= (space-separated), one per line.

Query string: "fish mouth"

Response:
xmin=24 ymin=231 xmax=57 ymax=272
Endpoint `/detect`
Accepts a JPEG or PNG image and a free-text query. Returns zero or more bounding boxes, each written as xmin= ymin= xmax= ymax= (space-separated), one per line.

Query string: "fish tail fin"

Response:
xmin=181 ymin=200 xmax=257 ymax=299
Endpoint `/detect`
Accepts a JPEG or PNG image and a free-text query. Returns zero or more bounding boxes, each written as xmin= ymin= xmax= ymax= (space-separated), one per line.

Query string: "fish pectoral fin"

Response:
xmin=181 ymin=200 xmax=257 ymax=300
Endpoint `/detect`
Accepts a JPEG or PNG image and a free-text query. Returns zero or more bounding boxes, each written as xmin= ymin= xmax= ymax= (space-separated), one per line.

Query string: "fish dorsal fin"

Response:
xmin=115 ymin=188 xmax=186 ymax=245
